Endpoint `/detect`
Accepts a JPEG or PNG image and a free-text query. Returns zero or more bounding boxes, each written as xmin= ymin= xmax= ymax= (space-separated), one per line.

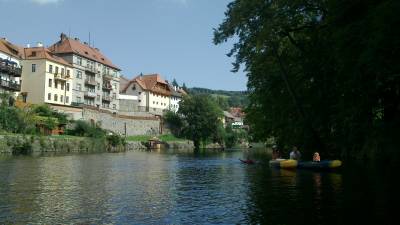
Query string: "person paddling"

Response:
xmin=289 ymin=146 xmax=301 ymax=160
xmin=313 ymin=152 xmax=321 ymax=162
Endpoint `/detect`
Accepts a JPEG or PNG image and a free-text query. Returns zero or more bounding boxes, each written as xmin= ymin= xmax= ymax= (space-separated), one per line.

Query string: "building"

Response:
xmin=0 ymin=38 xmax=22 ymax=95
xmin=121 ymin=74 xmax=172 ymax=115
xmin=20 ymin=45 xmax=73 ymax=106
xmin=169 ymin=85 xmax=185 ymax=113
xmin=48 ymin=33 xmax=120 ymax=112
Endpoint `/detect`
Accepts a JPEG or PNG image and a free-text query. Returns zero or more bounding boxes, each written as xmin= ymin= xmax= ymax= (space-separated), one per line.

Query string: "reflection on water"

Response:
xmin=0 ymin=150 xmax=398 ymax=224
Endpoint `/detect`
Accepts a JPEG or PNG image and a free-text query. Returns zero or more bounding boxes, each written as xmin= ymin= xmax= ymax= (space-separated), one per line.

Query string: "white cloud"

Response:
xmin=30 ymin=0 xmax=63 ymax=5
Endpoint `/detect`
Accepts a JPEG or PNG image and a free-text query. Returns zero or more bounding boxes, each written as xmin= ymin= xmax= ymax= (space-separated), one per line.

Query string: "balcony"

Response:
xmin=84 ymin=91 xmax=96 ymax=98
xmin=0 ymin=63 xmax=22 ymax=77
xmin=102 ymin=95 xmax=112 ymax=102
xmin=54 ymin=73 xmax=70 ymax=81
xmin=102 ymin=74 xmax=113 ymax=81
xmin=102 ymin=84 xmax=112 ymax=91
xmin=0 ymin=79 xmax=20 ymax=91
xmin=84 ymin=78 xmax=97 ymax=86
xmin=84 ymin=66 xmax=97 ymax=74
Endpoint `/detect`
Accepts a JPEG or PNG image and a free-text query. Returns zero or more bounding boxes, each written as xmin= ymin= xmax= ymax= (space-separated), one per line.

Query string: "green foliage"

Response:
xmin=189 ymin=87 xmax=248 ymax=108
xmin=33 ymin=105 xmax=68 ymax=125
xmin=67 ymin=120 xmax=106 ymax=138
xmin=107 ymin=134 xmax=126 ymax=147
xmin=172 ymin=78 xmax=179 ymax=87
xmin=164 ymin=110 xmax=183 ymax=136
xmin=178 ymin=94 xmax=223 ymax=150
xmin=215 ymin=0 xmax=400 ymax=159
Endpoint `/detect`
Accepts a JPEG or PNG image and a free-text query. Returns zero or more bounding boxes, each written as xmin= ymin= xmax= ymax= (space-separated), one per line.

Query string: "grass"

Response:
xmin=126 ymin=134 xmax=187 ymax=142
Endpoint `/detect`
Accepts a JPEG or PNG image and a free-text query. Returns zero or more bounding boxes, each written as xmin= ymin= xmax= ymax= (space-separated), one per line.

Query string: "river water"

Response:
xmin=0 ymin=149 xmax=398 ymax=225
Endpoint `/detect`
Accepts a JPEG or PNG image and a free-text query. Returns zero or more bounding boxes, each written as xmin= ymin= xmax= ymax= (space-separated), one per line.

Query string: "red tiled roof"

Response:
xmin=121 ymin=74 xmax=172 ymax=96
xmin=0 ymin=38 xmax=23 ymax=59
xmin=48 ymin=33 xmax=120 ymax=70
xmin=22 ymin=47 xmax=72 ymax=67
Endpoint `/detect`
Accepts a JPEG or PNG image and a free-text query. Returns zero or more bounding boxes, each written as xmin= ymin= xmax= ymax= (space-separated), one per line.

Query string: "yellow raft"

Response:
xmin=269 ymin=159 xmax=298 ymax=169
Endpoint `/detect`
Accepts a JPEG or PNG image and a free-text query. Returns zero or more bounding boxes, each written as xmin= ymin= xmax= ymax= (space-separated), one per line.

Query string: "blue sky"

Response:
xmin=0 ymin=0 xmax=247 ymax=91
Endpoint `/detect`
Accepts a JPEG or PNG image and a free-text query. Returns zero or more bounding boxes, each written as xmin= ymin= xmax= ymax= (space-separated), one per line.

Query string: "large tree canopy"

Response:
xmin=214 ymin=0 xmax=400 ymax=160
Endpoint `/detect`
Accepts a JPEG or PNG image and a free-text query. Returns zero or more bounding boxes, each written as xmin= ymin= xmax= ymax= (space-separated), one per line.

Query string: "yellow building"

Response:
xmin=21 ymin=46 xmax=73 ymax=106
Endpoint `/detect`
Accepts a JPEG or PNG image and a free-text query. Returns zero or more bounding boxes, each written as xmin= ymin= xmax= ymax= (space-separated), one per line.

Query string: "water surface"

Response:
xmin=0 ymin=150 xmax=397 ymax=224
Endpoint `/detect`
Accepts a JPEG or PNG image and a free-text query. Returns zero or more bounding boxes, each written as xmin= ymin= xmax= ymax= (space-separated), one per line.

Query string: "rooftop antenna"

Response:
xmin=89 ymin=31 xmax=91 ymax=47
xmin=68 ymin=27 xmax=71 ymax=38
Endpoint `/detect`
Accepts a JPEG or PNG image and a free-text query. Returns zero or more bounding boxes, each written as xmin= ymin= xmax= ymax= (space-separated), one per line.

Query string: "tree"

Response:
xmin=182 ymin=83 xmax=188 ymax=93
xmin=172 ymin=78 xmax=179 ymax=87
xmin=178 ymin=94 xmax=223 ymax=150
xmin=214 ymin=0 xmax=400 ymax=160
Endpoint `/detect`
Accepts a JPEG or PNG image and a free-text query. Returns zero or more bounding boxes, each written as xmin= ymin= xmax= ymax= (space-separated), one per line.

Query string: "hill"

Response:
xmin=188 ymin=87 xmax=248 ymax=108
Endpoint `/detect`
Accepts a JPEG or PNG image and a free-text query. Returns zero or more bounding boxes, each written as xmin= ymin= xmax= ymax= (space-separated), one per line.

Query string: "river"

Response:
xmin=0 ymin=149 xmax=398 ymax=225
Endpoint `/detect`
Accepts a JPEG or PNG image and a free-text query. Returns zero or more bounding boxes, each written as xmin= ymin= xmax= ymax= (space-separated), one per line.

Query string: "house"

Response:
xmin=169 ymin=85 xmax=184 ymax=113
xmin=48 ymin=33 xmax=121 ymax=112
xmin=0 ymin=38 xmax=22 ymax=95
xmin=20 ymin=45 xmax=73 ymax=106
xmin=121 ymin=74 xmax=172 ymax=115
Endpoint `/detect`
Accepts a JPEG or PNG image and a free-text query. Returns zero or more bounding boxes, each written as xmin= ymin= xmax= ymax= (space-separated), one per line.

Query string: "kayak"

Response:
xmin=240 ymin=159 xmax=256 ymax=164
xmin=298 ymin=160 xmax=342 ymax=170
xmin=269 ymin=159 xmax=298 ymax=169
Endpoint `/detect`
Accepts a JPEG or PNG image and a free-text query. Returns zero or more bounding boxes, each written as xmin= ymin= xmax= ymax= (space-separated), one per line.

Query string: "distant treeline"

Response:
xmin=188 ymin=87 xmax=248 ymax=108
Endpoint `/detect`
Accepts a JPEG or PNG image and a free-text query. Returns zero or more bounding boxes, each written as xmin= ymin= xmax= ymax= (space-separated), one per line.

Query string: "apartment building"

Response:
xmin=21 ymin=46 xmax=73 ymax=106
xmin=48 ymin=33 xmax=120 ymax=112
xmin=0 ymin=38 xmax=22 ymax=95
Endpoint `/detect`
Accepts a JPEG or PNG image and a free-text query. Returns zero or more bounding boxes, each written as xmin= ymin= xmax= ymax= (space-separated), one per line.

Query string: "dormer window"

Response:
xmin=31 ymin=51 xmax=36 ymax=57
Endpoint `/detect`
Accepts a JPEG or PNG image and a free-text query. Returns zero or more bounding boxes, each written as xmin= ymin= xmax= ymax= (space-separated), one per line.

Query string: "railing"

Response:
xmin=102 ymin=95 xmax=112 ymax=102
xmin=84 ymin=66 xmax=97 ymax=74
xmin=102 ymin=74 xmax=113 ymax=80
xmin=0 ymin=63 xmax=22 ymax=77
xmin=84 ymin=78 xmax=97 ymax=86
xmin=54 ymin=73 xmax=70 ymax=80
xmin=102 ymin=84 xmax=112 ymax=90
xmin=84 ymin=91 xmax=96 ymax=98
xmin=0 ymin=79 xmax=21 ymax=91
xmin=71 ymin=102 xmax=84 ymax=107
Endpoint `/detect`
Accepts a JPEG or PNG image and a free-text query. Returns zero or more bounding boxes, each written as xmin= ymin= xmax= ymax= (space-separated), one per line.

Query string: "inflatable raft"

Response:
xmin=269 ymin=159 xmax=298 ymax=169
xmin=298 ymin=160 xmax=342 ymax=170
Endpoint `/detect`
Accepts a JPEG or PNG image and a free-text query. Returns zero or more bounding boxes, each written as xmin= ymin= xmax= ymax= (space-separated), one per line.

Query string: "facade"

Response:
xmin=48 ymin=33 xmax=120 ymax=112
xmin=121 ymin=74 xmax=172 ymax=115
xmin=0 ymin=38 xmax=22 ymax=95
xmin=21 ymin=46 xmax=73 ymax=106
xmin=169 ymin=85 xmax=183 ymax=113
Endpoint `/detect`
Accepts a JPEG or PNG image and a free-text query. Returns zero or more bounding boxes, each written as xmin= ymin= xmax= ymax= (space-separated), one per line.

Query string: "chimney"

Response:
xmin=37 ymin=42 xmax=43 ymax=47
xmin=60 ymin=33 xmax=67 ymax=41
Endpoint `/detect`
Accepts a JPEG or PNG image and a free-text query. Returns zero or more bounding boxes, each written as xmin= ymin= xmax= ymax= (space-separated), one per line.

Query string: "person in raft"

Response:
xmin=313 ymin=152 xmax=321 ymax=162
xmin=272 ymin=145 xmax=281 ymax=160
xmin=289 ymin=146 xmax=302 ymax=160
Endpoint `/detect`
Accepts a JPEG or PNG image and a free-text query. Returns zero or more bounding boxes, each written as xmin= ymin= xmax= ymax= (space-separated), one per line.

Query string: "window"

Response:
xmin=153 ymin=101 xmax=155 ymax=104
xmin=67 ymin=70 xmax=70 ymax=76
xmin=113 ymin=104 xmax=116 ymax=110
xmin=97 ymin=82 xmax=100 ymax=90
xmin=32 ymin=64 xmax=36 ymax=72
xmin=54 ymin=94 xmax=58 ymax=101
xmin=77 ymin=71 xmax=82 ymax=79
xmin=61 ymin=68 xmax=65 ymax=75
xmin=55 ymin=66 xmax=59 ymax=74
xmin=66 ymin=83 xmax=70 ymax=91
xmin=55 ymin=81 xmax=58 ymax=89
xmin=60 ymin=95 xmax=64 ymax=103
xmin=77 ymin=96 xmax=81 ymax=103
xmin=112 ymin=93 xmax=116 ymax=99
xmin=113 ymin=83 xmax=117 ymax=90
xmin=138 ymin=92 xmax=141 ymax=95
xmin=48 ymin=79 xmax=52 ymax=87
xmin=77 ymin=57 xmax=82 ymax=66
xmin=77 ymin=84 xmax=82 ymax=91
xmin=138 ymin=100 xmax=141 ymax=103
xmin=132 ymin=85 xmax=136 ymax=90
xmin=49 ymin=65 xmax=53 ymax=73
xmin=61 ymin=83 xmax=64 ymax=90
xmin=48 ymin=93 xmax=51 ymax=100
xmin=97 ymin=95 xmax=100 ymax=101
xmin=66 ymin=96 xmax=69 ymax=103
